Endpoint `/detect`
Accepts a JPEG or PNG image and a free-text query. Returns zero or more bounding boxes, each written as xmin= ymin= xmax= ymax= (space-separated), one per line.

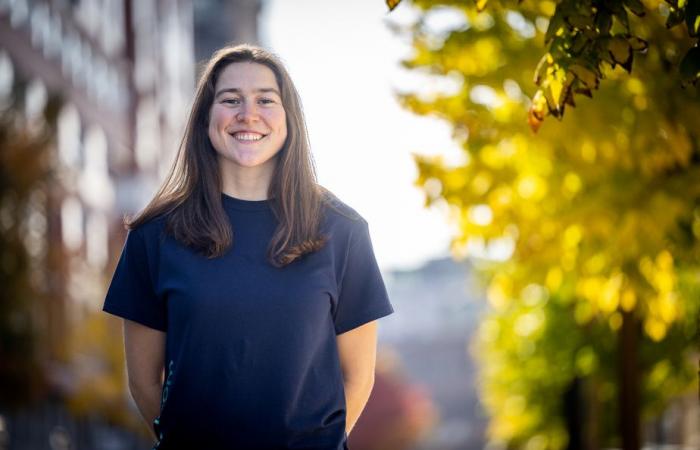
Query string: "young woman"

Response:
xmin=102 ymin=44 xmax=394 ymax=450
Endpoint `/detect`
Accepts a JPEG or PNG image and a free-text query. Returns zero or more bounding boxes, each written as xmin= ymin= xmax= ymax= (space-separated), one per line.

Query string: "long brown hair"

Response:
xmin=126 ymin=43 xmax=331 ymax=267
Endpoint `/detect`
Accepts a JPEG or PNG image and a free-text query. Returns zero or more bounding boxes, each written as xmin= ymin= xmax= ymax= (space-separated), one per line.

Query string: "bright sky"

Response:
xmin=260 ymin=0 xmax=466 ymax=271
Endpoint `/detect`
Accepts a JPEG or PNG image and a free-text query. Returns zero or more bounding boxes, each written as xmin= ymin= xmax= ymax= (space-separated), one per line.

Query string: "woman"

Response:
xmin=102 ymin=43 xmax=394 ymax=450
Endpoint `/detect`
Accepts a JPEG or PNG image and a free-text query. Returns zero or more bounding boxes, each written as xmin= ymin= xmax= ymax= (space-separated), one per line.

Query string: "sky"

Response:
xmin=259 ymin=0 xmax=467 ymax=271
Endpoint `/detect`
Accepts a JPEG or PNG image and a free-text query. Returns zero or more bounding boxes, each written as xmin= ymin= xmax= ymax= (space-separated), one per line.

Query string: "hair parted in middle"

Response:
xmin=125 ymin=43 xmax=340 ymax=267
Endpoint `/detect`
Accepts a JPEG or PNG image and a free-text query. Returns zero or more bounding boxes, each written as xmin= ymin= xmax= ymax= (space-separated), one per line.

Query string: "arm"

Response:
xmin=123 ymin=318 xmax=166 ymax=440
xmin=336 ymin=320 xmax=378 ymax=436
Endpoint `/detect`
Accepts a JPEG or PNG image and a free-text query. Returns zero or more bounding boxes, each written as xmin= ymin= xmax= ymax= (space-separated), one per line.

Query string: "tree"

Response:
xmin=0 ymin=80 xmax=56 ymax=407
xmin=387 ymin=0 xmax=700 ymax=130
xmin=385 ymin=1 xmax=700 ymax=449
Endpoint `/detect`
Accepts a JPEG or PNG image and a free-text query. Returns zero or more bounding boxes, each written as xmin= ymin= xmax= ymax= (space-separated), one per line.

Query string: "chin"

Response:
xmin=216 ymin=148 xmax=280 ymax=169
xmin=234 ymin=155 xmax=276 ymax=168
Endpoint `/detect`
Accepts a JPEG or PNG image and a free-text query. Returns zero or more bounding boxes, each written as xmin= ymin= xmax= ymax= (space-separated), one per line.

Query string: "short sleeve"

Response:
xmin=333 ymin=220 xmax=394 ymax=335
xmin=102 ymin=226 xmax=168 ymax=332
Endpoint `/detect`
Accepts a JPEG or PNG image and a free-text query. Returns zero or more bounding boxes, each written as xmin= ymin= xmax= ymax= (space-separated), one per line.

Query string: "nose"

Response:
xmin=236 ymin=101 xmax=259 ymax=122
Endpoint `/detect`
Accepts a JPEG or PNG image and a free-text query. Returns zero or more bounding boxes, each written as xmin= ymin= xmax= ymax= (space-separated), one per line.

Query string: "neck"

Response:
xmin=218 ymin=155 xmax=277 ymax=201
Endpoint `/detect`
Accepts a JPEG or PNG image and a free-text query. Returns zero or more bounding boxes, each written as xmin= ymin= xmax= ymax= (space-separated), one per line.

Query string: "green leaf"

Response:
xmin=595 ymin=10 xmax=613 ymax=34
xmin=570 ymin=34 xmax=589 ymax=55
xmin=573 ymin=86 xmax=593 ymax=97
xmin=666 ymin=7 xmax=685 ymax=28
xmin=623 ymin=0 xmax=646 ymax=17
xmin=607 ymin=36 xmax=634 ymax=71
xmin=628 ymin=35 xmax=648 ymax=52
xmin=685 ymin=0 xmax=700 ymax=36
xmin=545 ymin=10 xmax=565 ymax=44
xmin=612 ymin=4 xmax=630 ymax=33
xmin=679 ymin=46 xmax=700 ymax=87
xmin=567 ymin=13 xmax=595 ymax=31
xmin=569 ymin=64 xmax=600 ymax=89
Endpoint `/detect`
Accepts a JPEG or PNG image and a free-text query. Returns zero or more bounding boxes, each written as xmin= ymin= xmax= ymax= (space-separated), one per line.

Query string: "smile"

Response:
xmin=230 ymin=132 xmax=267 ymax=142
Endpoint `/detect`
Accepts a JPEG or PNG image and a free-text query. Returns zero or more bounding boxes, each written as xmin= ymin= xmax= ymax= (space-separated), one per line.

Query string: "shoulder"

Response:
xmin=318 ymin=187 xmax=370 ymax=246
xmin=127 ymin=212 xmax=169 ymax=246
xmin=320 ymin=187 xmax=367 ymax=227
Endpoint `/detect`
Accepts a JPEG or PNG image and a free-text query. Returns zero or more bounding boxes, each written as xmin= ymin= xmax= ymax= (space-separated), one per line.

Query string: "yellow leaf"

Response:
xmin=539 ymin=1 xmax=556 ymax=16
xmin=644 ymin=317 xmax=667 ymax=342
xmin=488 ymin=274 xmax=512 ymax=311
xmin=563 ymin=224 xmax=583 ymax=248
xmin=547 ymin=69 xmax=564 ymax=106
xmin=385 ymin=0 xmax=401 ymax=11
xmin=655 ymin=271 xmax=675 ymax=293
xmin=472 ymin=171 xmax=493 ymax=195
xmin=563 ymin=172 xmax=582 ymax=196
xmin=655 ymin=250 xmax=673 ymax=270
xmin=620 ymin=288 xmax=637 ymax=312
xmin=514 ymin=311 xmax=544 ymax=337
xmin=516 ymin=174 xmax=547 ymax=200
xmin=580 ymin=140 xmax=597 ymax=163
xmin=598 ymin=273 xmax=623 ymax=313
xmin=545 ymin=266 xmax=563 ymax=291
xmin=444 ymin=169 xmax=467 ymax=191
xmin=528 ymin=89 xmax=548 ymax=132
xmin=543 ymin=64 xmax=568 ymax=113
xmin=657 ymin=292 xmax=678 ymax=323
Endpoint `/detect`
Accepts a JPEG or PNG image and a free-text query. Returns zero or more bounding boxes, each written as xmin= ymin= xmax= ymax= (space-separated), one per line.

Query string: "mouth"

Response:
xmin=229 ymin=131 xmax=268 ymax=143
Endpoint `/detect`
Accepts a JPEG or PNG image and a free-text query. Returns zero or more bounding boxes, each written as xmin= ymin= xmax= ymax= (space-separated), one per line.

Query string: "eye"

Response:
xmin=259 ymin=98 xmax=275 ymax=104
xmin=222 ymin=98 xmax=240 ymax=104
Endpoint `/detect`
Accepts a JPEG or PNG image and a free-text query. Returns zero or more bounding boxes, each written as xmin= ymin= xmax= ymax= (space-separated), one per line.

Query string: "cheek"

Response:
xmin=208 ymin=109 xmax=228 ymax=141
xmin=273 ymin=111 xmax=287 ymax=134
xmin=209 ymin=107 xmax=227 ymax=128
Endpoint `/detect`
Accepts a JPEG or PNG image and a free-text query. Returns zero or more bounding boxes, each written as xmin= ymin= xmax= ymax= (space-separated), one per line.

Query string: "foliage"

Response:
xmin=386 ymin=0 xmax=700 ymax=447
xmin=66 ymin=309 xmax=142 ymax=431
xmin=0 ymin=79 xmax=137 ymax=434
xmin=470 ymin=259 xmax=698 ymax=447
xmin=0 ymin=81 xmax=56 ymax=407
xmin=387 ymin=0 xmax=700 ymax=129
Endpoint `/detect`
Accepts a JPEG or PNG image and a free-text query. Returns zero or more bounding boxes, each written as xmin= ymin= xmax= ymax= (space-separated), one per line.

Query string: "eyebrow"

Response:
xmin=214 ymin=87 xmax=281 ymax=98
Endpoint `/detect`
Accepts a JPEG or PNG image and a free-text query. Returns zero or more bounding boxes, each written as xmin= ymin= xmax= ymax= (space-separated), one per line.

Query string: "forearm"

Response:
xmin=129 ymin=381 xmax=163 ymax=440
xmin=343 ymin=378 xmax=374 ymax=436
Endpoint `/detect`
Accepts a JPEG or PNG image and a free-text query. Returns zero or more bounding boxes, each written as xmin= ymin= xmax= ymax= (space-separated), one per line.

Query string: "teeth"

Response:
xmin=233 ymin=132 xmax=264 ymax=141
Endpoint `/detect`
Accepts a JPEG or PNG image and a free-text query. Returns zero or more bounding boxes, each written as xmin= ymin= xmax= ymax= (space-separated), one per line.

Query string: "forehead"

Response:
xmin=214 ymin=62 xmax=280 ymax=92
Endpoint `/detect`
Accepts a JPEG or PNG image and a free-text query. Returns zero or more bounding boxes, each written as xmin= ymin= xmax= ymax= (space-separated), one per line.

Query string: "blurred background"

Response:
xmin=0 ymin=0 xmax=699 ymax=449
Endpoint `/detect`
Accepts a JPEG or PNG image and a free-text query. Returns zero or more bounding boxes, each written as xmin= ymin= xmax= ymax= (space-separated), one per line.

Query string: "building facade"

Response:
xmin=0 ymin=0 xmax=261 ymax=445
xmin=0 ymin=0 xmax=195 ymax=392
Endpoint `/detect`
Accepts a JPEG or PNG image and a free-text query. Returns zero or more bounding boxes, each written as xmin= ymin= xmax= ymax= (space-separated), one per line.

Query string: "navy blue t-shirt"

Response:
xmin=102 ymin=192 xmax=394 ymax=450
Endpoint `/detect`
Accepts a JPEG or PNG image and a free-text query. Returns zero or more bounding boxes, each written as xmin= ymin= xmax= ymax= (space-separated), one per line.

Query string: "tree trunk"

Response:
xmin=618 ymin=310 xmax=641 ymax=450
xmin=585 ymin=376 xmax=599 ymax=450
xmin=564 ymin=376 xmax=583 ymax=450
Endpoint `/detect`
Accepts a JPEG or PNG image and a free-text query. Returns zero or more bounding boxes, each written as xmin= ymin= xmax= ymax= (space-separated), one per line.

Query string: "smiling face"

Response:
xmin=208 ymin=62 xmax=287 ymax=174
